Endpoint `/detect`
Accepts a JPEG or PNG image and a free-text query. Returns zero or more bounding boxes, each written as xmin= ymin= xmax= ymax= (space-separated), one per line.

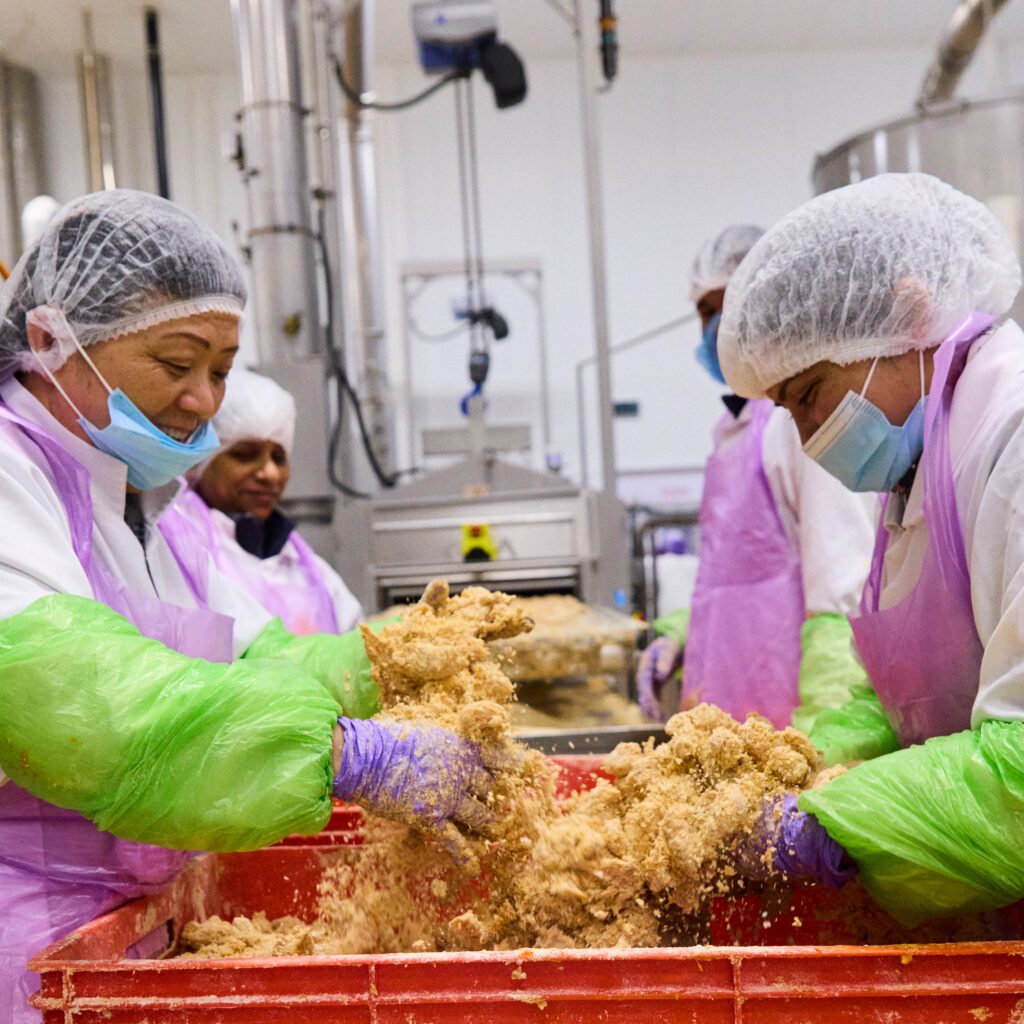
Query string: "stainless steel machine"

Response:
xmin=335 ymin=453 xmax=629 ymax=609
xmin=230 ymin=0 xmax=631 ymax=613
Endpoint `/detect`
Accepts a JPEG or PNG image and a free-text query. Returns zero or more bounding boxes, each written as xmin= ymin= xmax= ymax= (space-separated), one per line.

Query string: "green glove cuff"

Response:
xmin=244 ymin=617 xmax=394 ymax=720
xmin=807 ymin=683 xmax=901 ymax=766
xmin=791 ymin=613 xmax=869 ymax=735
xmin=800 ymin=720 xmax=1024 ymax=925
xmin=652 ymin=608 xmax=690 ymax=647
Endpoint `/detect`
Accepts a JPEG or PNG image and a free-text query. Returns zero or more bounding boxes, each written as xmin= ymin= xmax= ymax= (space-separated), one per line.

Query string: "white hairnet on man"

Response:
xmin=718 ymin=173 xmax=1020 ymax=399
xmin=0 ymin=189 xmax=247 ymax=378
xmin=689 ymin=223 xmax=766 ymax=303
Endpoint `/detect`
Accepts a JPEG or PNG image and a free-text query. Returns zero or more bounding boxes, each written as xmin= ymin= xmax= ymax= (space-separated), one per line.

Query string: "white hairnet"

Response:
xmin=212 ymin=368 xmax=296 ymax=456
xmin=0 ymin=188 xmax=246 ymax=380
xmin=719 ymin=173 xmax=1022 ymax=399
xmin=689 ymin=224 xmax=765 ymax=303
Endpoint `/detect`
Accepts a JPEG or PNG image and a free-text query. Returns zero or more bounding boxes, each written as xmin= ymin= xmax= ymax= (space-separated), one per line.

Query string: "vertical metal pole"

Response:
xmin=343 ymin=0 xmax=393 ymax=473
xmin=573 ymin=0 xmax=617 ymax=498
xmin=79 ymin=10 xmax=117 ymax=192
xmin=144 ymin=8 xmax=171 ymax=198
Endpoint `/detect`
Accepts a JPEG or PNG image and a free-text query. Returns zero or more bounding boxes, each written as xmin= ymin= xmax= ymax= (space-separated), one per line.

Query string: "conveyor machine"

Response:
xmin=334 ymin=453 xmax=629 ymax=612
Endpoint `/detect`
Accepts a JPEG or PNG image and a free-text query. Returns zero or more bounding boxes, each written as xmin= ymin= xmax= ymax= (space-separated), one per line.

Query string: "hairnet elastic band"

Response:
xmin=75 ymin=295 xmax=244 ymax=346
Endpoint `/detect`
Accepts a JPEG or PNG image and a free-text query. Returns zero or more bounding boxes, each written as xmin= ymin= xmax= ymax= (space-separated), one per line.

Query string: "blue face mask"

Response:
xmin=802 ymin=353 xmax=926 ymax=493
xmin=695 ymin=312 xmax=726 ymax=385
xmin=34 ymin=336 xmax=221 ymax=491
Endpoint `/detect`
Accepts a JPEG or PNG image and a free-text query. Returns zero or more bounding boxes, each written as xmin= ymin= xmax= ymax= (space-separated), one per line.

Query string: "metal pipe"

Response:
xmin=144 ymin=8 xmax=171 ymax=199
xmin=231 ymin=0 xmax=321 ymax=363
xmin=78 ymin=11 xmax=117 ymax=191
xmin=342 ymin=0 xmax=392 ymax=474
xmin=917 ymin=0 xmax=1010 ymax=109
xmin=573 ymin=0 xmax=617 ymax=499
xmin=574 ymin=307 xmax=698 ymax=486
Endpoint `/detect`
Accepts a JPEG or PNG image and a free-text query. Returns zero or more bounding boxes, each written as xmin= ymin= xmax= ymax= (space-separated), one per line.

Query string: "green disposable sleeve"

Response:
xmin=791 ymin=613 xmax=869 ymax=734
xmin=799 ymin=720 xmax=1024 ymax=925
xmin=0 ymin=595 xmax=340 ymax=851
xmin=242 ymin=617 xmax=392 ymax=720
xmin=652 ymin=608 xmax=690 ymax=647
xmin=807 ymin=683 xmax=902 ymax=766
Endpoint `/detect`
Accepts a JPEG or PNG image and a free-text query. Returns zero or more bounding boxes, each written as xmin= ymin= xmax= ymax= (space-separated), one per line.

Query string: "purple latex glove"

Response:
xmin=333 ymin=717 xmax=495 ymax=868
xmin=737 ymin=794 xmax=856 ymax=889
xmin=635 ymin=636 xmax=683 ymax=721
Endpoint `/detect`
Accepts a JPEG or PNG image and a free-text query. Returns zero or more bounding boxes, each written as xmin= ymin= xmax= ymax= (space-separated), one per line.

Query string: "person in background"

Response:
xmin=161 ymin=368 xmax=362 ymax=635
xmin=719 ymin=172 xmax=1024 ymax=927
xmin=636 ymin=225 xmax=876 ymax=733
xmin=0 ymin=190 xmax=492 ymax=1023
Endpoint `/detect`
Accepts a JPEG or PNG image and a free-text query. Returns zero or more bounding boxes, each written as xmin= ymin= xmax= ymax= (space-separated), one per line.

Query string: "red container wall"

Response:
xmin=29 ymin=756 xmax=1024 ymax=1023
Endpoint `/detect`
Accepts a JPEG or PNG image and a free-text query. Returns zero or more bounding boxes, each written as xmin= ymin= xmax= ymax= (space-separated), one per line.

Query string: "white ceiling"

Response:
xmin=4 ymin=1 xmax=1024 ymax=77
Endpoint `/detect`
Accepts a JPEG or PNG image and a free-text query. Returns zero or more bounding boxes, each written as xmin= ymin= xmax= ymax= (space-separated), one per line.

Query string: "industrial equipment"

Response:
xmin=0 ymin=60 xmax=45 ymax=260
xmin=229 ymin=0 xmax=631 ymax=611
xmin=335 ymin=451 xmax=629 ymax=610
xmin=813 ymin=2 xmax=1024 ymax=324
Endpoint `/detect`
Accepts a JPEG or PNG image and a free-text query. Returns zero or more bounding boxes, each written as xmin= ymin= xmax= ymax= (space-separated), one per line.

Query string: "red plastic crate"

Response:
xmin=30 ymin=756 xmax=1024 ymax=1023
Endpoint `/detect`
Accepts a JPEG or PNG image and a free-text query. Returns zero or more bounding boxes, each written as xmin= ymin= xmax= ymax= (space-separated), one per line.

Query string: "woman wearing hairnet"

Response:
xmin=161 ymin=368 xmax=362 ymax=635
xmin=636 ymin=225 xmax=875 ymax=732
xmin=0 ymin=190 xmax=494 ymax=1021
xmin=719 ymin=172 xmax=1024 ymax=927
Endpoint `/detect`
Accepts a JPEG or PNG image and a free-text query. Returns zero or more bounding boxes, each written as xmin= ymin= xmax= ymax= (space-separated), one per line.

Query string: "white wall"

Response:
xmin=29 ymin=40 xmax=1012 ymax=486
xmin=376 ymin=45 xmax=1011 ymax=487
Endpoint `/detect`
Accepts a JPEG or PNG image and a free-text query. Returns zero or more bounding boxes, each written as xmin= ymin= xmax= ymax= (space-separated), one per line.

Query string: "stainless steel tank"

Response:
xmin=813 ymin=93 xmax=1024 ymax=319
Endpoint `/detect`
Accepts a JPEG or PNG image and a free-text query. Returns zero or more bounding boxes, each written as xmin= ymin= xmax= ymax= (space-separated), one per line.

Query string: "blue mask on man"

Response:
xmin=695 ymin=312 xmax=726 ymax=384
xmin=34 ymin=333 xmax=220 ymax=490
xmin=802 ymin=353 xmax=926 ymax=493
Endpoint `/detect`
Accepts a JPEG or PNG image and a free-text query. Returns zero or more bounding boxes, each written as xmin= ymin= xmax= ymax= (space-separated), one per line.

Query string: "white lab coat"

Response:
xmin=714 ymin=401 xmax=876 ymax=616
xmin=0 ymin=376 xmax=272 ymax=658
xmin=174 ymin=497 xmax=364 ymax=634
xmin=877 ymin=319 xmax=1024 ymax=726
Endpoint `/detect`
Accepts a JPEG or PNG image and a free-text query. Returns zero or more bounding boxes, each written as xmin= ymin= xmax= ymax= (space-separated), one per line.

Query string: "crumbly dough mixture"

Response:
xmin=177 ymin=582 xmax=935 ymax=961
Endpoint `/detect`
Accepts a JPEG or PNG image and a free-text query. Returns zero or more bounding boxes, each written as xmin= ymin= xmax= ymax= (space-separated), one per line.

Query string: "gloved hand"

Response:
xmin=332 ymin=716 xmax=495 ymax=869
xmin=636 ymin=636 xmax=683 ymax=721
xmin=736 ymin=793 xmax=856 ymax=889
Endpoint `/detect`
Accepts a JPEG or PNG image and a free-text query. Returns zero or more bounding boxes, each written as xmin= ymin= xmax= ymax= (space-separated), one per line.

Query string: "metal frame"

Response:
xmin=399 ymin=257 xmax=554 ymax=469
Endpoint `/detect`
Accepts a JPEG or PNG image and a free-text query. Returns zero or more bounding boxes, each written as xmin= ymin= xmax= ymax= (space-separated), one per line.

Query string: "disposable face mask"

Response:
xmin=33 ymin=332 xmax=220 ymax=491
xmin=695 ymin=312 xmax=727 ymax=385
xmin=802 ymin=352 xmax=926 ymax=493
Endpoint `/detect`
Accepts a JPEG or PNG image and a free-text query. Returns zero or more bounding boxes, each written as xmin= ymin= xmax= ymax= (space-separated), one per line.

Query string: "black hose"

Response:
xmin=145 ymin=8 xmax=171 ymax=198
xmin=333 ymin=57 xmax=465 ymax=112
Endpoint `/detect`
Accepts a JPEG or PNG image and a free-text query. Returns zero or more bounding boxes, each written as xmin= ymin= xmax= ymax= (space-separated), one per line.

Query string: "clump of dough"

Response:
xmin=179 ymin=582 xmax=840 ymax=958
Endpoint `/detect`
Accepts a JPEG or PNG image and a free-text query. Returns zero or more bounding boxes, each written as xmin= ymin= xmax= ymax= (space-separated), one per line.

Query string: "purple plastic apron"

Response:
xmin=0 ymin=404 xmax=234 ymax=1024
xmin=160 ymin=487 xmax=340 ymax=636
xmin=684 ymin=399 xmax=804 ymax=729
xmin=851 ymin=313 xmax=995 ymax=748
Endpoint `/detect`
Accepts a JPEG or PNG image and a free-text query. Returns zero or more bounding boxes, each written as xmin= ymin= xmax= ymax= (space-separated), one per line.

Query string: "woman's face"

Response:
xmin=767 ymin=349 xmax=932 ymax=445
xmin=26 ymin=312 xmax=240 ymax=444
xmin=197 ymin=439 xmax=291 ymax=519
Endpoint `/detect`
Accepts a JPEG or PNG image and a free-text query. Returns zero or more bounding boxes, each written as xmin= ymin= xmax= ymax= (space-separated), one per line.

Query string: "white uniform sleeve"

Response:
xmin=0 ymin=424 xmax=93 ymax=617
xmin=312 ymin=552 xmax=364 ymax=633
xmin=967 ymin=410 xmax=1024 ymax=725
xmin=762 ymin=408 xmax=876 ymax=617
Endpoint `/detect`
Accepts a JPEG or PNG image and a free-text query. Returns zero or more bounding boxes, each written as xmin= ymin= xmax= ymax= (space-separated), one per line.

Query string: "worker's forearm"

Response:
xmin=799 ymin=719 xmax=1024 ymax=924
xmin=243 ymin=617 xmax=383 ymax=719
xmin=0 ymin=594 xmax=338 ymax=851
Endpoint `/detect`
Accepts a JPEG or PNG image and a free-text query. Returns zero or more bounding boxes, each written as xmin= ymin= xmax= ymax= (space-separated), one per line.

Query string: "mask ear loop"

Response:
xmin=31 ymin=348 xmax=89 ymax=422
xmin=72 ymin=341 xmax=114 ymax=397
xmin=859 ymin=357 xmax=880 ymax=399
xmin=919 ymin=349 xmax=925 ymax=401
